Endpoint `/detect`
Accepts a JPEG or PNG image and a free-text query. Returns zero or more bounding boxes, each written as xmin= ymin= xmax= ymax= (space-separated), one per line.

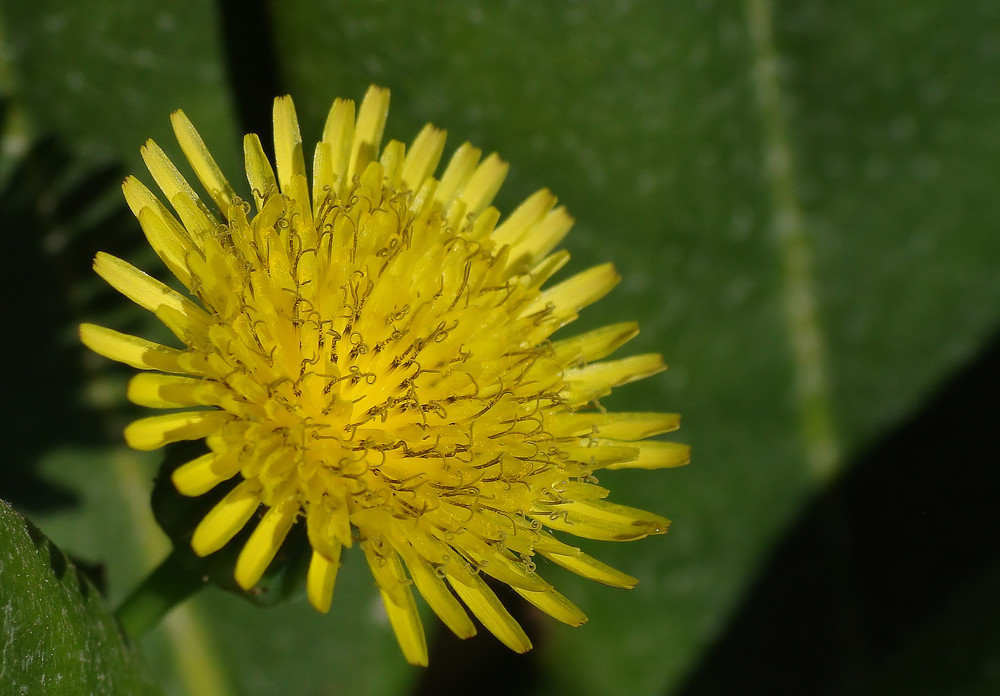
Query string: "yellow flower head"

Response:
xmin=81 ymin=86 xmax=688 ymax=665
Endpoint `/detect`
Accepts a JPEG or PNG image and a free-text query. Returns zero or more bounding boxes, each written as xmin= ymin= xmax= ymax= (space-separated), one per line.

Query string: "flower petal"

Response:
xmin=243 ymin=133 xmax=278 ymax=211
xmin=306 ymin=547 xmax=342 ymax=614
xmin=534 ymin=499 xmax=670 ymax=542
xmin=564 ymin=353 xmax=667 ymax=405
xmin=191 ymin=480 xmax=262 ymax=556
xmin=140 ymin=139 xmax=218 ymax=236
xmin=512 ymin=586 xmax=588 ymax=627
xmin=272 ymin=95 xmax=307 ymax=199
xmin=127 ymin=372 xmax=228 ymax=409
xmin=79 ymin=323 xmax=185 ymax=372
xmin=551 ymin=322 xmax=639 ymax=366
xmin=400 ymin=124 xmax=446 ymax=193
xmin=93 ymin=253 xmax=208 ymax=326
xmin=363 ymin=541 xmax=428 ymax=666
xmin=319 ymin=96 xmax=355 ymax=198
xmin=447 ymin=571 xmax=532 ymax=653
xmin=172 ymin=450 xmax=241 ymax=496
xmin=121 ymin=177 xmax=198 ymax=288
xmin=434 ymin=142 xmax=480 ymax=209
xmin=493 ymin=189 xmax=556 ymax=250
xmin=170 ymin=109 xmax=238 ymax=214
xmin=395 ymin=542 xmax=476 ymax=639
xmin=349 ymin=86 xmax=390 ymax=184
xmin=124 ymin=411 xmax=230 ymax=451
xmin=524 ymin=262 xmax=621 ymax=321
xmin=605 ymin=440 xmax=691 ymax=470
xmin=550 ymin=411 xmax=681 ymax=440
xmin=458 ymin=152 xmax=508 ymax=217
xmin=539 ymin=548 xmax=639 ymax=588
xmin=235 ymin=497 xmax=300 ymax=589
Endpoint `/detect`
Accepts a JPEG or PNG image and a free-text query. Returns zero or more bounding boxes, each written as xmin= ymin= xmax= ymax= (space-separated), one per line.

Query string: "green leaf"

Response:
xmin=0 ymin=499 xmax=162 ymax=695
xmin=267 ymin=2 xmax=1000 ymax=694
xmin=1 ymin=0 xmax=242 ymax=174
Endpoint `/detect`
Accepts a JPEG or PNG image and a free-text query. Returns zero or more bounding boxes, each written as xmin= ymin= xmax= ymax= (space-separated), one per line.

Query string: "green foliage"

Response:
xmin=1 ymin=1 xmax=999 ymax=695
xmin=0 ymin=500 xmax=163 ymax=695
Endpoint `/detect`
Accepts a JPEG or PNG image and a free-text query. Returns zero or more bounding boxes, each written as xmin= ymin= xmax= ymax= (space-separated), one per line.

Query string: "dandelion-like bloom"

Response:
xmin=81 ymin=86 xmax=688 ymax=665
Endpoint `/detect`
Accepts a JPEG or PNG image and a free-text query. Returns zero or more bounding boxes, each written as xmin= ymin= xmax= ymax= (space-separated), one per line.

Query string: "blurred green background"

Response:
xmin=2 ymin=1 xmax=999 ymax=694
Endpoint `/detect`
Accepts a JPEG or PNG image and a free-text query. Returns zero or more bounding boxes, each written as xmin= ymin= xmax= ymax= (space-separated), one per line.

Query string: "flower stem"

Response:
xmin=116 ymin=549 xmax=204 ymax=639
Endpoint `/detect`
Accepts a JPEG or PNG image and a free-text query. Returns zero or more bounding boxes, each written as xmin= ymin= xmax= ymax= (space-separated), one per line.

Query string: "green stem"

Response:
xmin=116 ymin=549 xmax=205 ymax=639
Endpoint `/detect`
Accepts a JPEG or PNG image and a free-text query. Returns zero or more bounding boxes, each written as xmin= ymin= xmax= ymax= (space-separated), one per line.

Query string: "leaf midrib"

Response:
xmin=745 ymin=0 xmax=841 ymax=482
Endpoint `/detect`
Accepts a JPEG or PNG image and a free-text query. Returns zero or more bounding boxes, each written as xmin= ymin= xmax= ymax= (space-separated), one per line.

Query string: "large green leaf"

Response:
xmin=268 ymin=2 xmax=1000 ymax=694
xmin=2 ymin=0 xmax=241 ymax=174
xmin=1 ymin=1 xmax=999 ymax=695
xmin=0 ymin=499 xmax=162 ymax=695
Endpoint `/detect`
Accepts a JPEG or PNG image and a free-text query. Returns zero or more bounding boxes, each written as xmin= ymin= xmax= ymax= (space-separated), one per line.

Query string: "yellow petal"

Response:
xmin=452 ymin=531 xmax=549 ymax=592
xmin=596 ymin=413 xmax=683 ymax=440
xmin=170 ymin=109 xmax=238 ymax=214
xmin=564 ymin=353 xmax=667 ymax=405
xmin=447 ymin=571 xmax=532 ymax=654
xmin=539 ymin=549 xmax=638 ymax=588
xmin=434 ymin=142 xmax=480 ymax=208
xmin=122 ymin=177 xmax=196 ymax=288
xmin=136 ymin=207 xmax=198 ymax=289
xmin=379 ymin=139 xmax=406 ymax=189
xmin=551 ymin=322 xmax=639 ymax=367
xmin=560 ymin=443 xmax=639 ymax=469
xmin=458 ymin=152 xmax=508 ymax=216
xmin=306 ymin=547 xmax=342 ymax=614
xmin=319 ymin=97 xmax=355 ymax=198
xmin=243 ymin=133 xmax=278 ymax=211
xmin=363 ymin=542 xmax=428 ymax=666
xmin=191 ymin=480 xmax=261 ymax=556
xmin=535 ymin=499 xmax=670 ymax=542
xmin=93 ymin=252 xmax=210 ymax=324
xmin=124 ymin=410 xmax=229 ymax=451
xmin=272 ymin=95 xmax=307 ymax=197
xmin=492 ymin=188 xmax=555 ymax=250
xmin=172 ymin=450 xmax=241 ymax=496
xmin=514 ymin=205 xmax=573 ymax=264
xmin=551 ymin=411 xmax=681 ymax=440
xmin=381 ymin=587 xmax=427 ymax=667
xmin=141 ymin=139 xmax=217 ymax=234
xmin=396 ymin=542 xmax=476 ymax=639
xmin=167 ymin=190 xmax=217 ymax=238
xmin=79 ymin=323 xmax=185 ymax=372
xmin=605 ymin=440 xmax=691 ymax=470
xmin=400 ymin=124 xmax=446 ymax=192
xmin=524 ymin=262 xmax=620 ymax=320
xmin=306 ymin=500 xmax=352 ymax=559
xmin=235 ymin=498 xmax=299 ymax=589
xmin=512 ymin=586 xmax=587 ymax=627
xmin=127 ymin=372 xmax=228 ymax=409
xmin=311 ymin=141 xmax=335 ymax=211
xmin=348 ymin=86 xmax=390 ymax=183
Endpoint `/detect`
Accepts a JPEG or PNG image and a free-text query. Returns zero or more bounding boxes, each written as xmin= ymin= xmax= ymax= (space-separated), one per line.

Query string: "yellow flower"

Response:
xmin=80 ymin=86 xmax=689 ymax=665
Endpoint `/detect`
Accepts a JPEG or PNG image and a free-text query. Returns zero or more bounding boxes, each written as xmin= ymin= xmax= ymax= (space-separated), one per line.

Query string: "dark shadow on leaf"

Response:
xmin=677 ymin=328 xmax=1000 ymax=696
xmin=0 ymin=100 xmax=142 ymax=515
xmin=217 ymin=0 xmax=282 ymax=147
